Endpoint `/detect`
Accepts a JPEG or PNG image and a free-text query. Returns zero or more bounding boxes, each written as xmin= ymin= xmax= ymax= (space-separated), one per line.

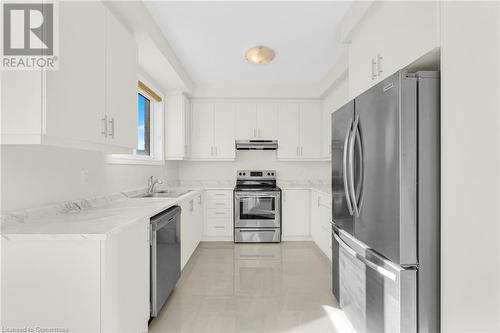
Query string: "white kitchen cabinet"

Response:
xmin=278 ymin=103 xmax=322 ymax=160
xmin=165 ymin=92 xmax=191 ymax=160
xmin=311 ymin=191 xmax=332 ymax=260
xmin=235 ymin=103 xmax=257 ymax=140
xmin=2 ymin=220 xmax=150 ymax=332
xmin=235 ymin=102 xmax=278 ymax=140
xmin=348 ymin=1 xmax=440 ymax=97
xmin=204 ymin=190 xmax=233 ymax=239
xmin=214 ymin=103 xmax=236 ymax=159
xmin=179 ymin=194 xmax=204 ymax=270
xmin=1 ymin=1 xmax=138 ymax=152
xmin=190 ymin=102 xmax=235 ymax=160
xmin=44 ymin=1 xmax=106 ymax=146
xmin=277 ymin=103 xmax=300 ymax=159
xmin=256 ymin=103 xmax=278 ymax=140
xmin=190 ymin=102 xmax=214 ymax=159
xmin=282 ymin=189 xmax=310 ymax=239
xmin=299 ymin=103 xmax=322 ymax=158
xmin=105 ymin=8 xmax=138 ymax=150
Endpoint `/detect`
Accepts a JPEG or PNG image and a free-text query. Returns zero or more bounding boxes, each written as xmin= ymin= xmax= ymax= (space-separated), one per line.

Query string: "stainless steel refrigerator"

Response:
xmin=331 ymin=70 xmax=440 ymax=333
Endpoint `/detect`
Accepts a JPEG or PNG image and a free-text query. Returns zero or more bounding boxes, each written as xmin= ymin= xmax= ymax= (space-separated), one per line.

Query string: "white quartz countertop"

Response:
xmin=1 ymin=189 xmax=203 ymax=241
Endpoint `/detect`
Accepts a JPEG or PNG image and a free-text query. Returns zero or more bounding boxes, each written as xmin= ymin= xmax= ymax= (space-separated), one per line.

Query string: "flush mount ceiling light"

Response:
xmin=245 ymin=46 xmax=275 ymax=65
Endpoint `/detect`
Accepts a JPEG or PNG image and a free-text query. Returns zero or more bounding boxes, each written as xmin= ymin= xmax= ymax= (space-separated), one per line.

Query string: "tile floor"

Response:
xmin=149 ymin=241 xmax=355 ymax=333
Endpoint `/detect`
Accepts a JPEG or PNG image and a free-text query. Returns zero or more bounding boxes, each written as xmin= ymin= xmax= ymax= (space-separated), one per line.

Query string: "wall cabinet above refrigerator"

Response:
xmin=347 ymin=1 xmax=440 ymax=98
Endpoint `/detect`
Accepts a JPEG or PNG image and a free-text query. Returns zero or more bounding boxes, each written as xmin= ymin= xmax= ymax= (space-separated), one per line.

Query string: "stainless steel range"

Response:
xmin=233 ymin=170 xmax=281 ymax=243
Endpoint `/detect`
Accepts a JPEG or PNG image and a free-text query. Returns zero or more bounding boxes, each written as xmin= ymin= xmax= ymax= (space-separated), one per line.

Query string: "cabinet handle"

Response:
xmin=101 ymin=115 xmax=108 ymax=137
xmin=377 ymin=53 xmax=383 ymax=76
xmin=254 ymin=128 xmax=257 ymax=138
xmin=371 ymin=58 xmax=377 ymax=80
xmin=215 ymin=146 xmax=218 ymax=156
xmin=258 ymin=128 xmax=261 ymax=138
xmin=108 ymin=117 xmax=115 ymax=139
xmin=318 ymin=196 xmax=321 ymax=207
xmin=215 ymin=212 xmax=225 ymax=215
xmin=211 ymin=146 xmax=214 ymax=156
xmin=301 ymin=147 xmax=303 ymax=156
xmin=215 ymin=203 xmax=225 ymax=206
xmin=214 ymin=226 xmax=225 ymax=229
xmin=190 ymin=200 xmax=194 ymax=212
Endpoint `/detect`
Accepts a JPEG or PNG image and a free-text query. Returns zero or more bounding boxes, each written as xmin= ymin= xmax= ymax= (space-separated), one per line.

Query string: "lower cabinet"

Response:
xmin=310 ymin=191 xmax=333 ymax=260
xmin=282 ymin=189 xmax=311 ymax=239
xmin=179 ymin=193 xmax=204 ymax=270
xmin=204 ymin=190 xmax=233 ymax=239
xmin=2 ymin=220 xmax=150 ymax=333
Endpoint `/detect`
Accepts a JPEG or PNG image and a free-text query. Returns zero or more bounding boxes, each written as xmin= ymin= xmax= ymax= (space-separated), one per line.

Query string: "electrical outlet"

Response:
xmin=80 ymin=170 xmax=89 ymax=185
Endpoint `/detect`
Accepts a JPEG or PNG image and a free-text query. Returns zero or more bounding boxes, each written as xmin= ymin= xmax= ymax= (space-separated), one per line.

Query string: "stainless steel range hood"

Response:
xmin=235 ymin=140 xmax=278 ymax=150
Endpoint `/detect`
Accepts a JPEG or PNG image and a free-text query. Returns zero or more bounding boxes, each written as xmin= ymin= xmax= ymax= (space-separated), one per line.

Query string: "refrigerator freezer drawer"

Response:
xmin=336 ymin=233 xmax=417 ymax=333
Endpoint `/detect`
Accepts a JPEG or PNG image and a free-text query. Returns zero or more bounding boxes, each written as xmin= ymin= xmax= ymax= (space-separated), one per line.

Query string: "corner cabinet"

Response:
xmin=190 ymin=102 xmax=236 ymax=160
xmin=277 ymin=102 xmax=322 ymax=160
xmin=179 ymin=193 xmax=204 ymax=270
xmin=347 ymin=1 xmax=440 ymax=97
xmin=1 ymin=1 xmax=138 ymax=152
xmin=165 ymin=92 xmax=191 ymax=160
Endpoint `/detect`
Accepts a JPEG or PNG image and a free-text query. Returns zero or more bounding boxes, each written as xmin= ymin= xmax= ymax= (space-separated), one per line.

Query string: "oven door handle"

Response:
xmin=235 ymin=192 xmax=280 ymax=198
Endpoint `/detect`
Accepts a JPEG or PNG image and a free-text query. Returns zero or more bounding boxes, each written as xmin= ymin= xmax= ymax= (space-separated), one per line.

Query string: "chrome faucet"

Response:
xmin=147 ymin=176 xmax=163 ymax=194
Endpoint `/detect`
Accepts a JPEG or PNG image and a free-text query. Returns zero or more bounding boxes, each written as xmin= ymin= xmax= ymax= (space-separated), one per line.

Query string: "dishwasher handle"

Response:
xmin=151 ymin=206 xmax=181 ymax=231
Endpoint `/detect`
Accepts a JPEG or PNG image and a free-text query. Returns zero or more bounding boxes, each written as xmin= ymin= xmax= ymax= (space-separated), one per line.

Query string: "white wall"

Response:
xmin=0 ymin=145 xmax=178 ymax=212
xmin=178 ymin=150 xmax=329 ymax=183
xmin=441 ymin=2 xmax=499 ymax=332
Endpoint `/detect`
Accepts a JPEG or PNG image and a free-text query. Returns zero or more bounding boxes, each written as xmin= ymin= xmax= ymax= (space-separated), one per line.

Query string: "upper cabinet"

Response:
xmin=347 ymin=1 xmax=440 ymax=97
xmin=190 ymin=102 xmax=235 ymax=160
xmin=235 ymin=103 xmax=278 ymax=140
xmin=1 ymin=1 xmax=138 ymax=152
xmin=278 ymin=102 xmax=322 ymax=160
xmin=105 ymin=8 xmax=138 ymax=149
xmin=165 ymin=92 xmax=190 ymax=160
xmin=189 ymin=100 xmax=322 ymax=161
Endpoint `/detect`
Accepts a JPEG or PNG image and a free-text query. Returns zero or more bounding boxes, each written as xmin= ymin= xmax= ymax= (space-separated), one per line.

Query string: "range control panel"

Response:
xmin=236 ymin=170 xmax=276 ymax=180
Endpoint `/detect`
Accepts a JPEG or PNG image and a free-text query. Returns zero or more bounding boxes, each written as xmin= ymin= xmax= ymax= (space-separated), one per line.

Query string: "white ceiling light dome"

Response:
xmin=245 ymin=46 xmax=275 ymax=65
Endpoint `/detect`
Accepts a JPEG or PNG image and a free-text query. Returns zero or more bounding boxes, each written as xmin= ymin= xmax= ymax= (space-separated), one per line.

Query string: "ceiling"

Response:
xmin=144 ymin=1 xmax=350 ymax=86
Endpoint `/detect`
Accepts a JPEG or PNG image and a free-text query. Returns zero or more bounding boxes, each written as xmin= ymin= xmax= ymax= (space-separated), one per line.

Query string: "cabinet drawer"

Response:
xmin=206 ymin=208 xmax=232 ymax=219
xmin=206 ymin=190 xmax=232 ymax=200
xmin=206 ymin=218 xmax=232 ymax=236
xmin=206 ymin=198 xmax=231 ymax=209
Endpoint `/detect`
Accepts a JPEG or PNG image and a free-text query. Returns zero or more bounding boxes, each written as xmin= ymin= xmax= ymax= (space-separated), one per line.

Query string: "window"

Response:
xmin=108 ymin=77 xmax=164 ymax=165
xmin=137 ymin=93 xmax=151 ymax=156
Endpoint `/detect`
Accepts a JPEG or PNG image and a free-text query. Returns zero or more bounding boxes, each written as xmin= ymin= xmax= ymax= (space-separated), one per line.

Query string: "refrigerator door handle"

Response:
xmin=348 ymin=115 xmax=360 ymax=216
xmin=343 ymin=118 xmax=354 ymax=216
xmin=334 ymin=233 xmax=397 ymax=282
xmin=354 ymin=121 xmax=364 ymax=212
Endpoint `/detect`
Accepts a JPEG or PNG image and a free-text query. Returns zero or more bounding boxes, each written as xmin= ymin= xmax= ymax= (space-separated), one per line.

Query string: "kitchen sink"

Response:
xmin=133 ymin=190 xmax=192 ymax=198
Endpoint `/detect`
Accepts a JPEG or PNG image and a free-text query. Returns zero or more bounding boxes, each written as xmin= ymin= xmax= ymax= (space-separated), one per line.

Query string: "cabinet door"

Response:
xmin=299 ymin=103 xmax=322 ymax=159
xmin=190 ymin=102 xmax=214 ymax=159
xmin=165 ymin=94 xmax=188 ymax=159
xmin=214 ymin=103 xmax=236 ymax=159
xmin=180 ymin=200 xmax=194 ymax=270
xmin=45 ymin=1 xmax=106 ymax=144
xmin=1 ymin=71 xmax=43 ymax=137
xmin=256 ymin=103 xmax=278 ymax=140
xmin=310 ymin=192 xmax=321 ymax=244
xmin=184 ymin=97 xmax=191 ymax=158
xmin=105 ymin=9 xmax=138 ymax=149
xmin=277 ymin=103 xmax=300 ymax=159
xmin=282 ymin=190 xmax=310 ymax=237
xmin=235 ymin=103 xmax=257 ymax=140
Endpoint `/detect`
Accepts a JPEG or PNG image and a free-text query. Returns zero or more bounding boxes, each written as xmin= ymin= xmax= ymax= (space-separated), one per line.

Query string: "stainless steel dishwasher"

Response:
xmin=150 ymin=206 xmax=181 ymax=317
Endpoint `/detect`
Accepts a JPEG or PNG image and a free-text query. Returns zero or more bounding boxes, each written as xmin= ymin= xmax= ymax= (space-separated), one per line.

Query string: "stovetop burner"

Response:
xmin=234 ymin=170 xmax=279 ymax=191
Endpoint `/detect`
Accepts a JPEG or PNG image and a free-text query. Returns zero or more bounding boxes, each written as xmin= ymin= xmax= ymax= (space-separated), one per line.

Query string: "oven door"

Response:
xmin=234 ymin=191 xmax=281 ymax=228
